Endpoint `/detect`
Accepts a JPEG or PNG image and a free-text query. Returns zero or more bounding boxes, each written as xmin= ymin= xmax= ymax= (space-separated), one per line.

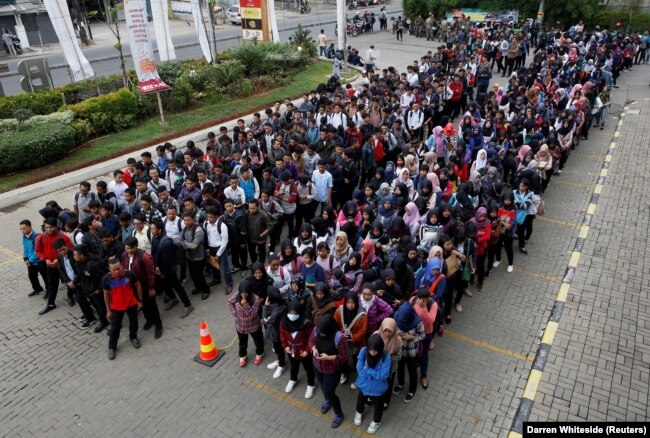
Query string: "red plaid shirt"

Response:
xmin=228 ymin=293 xmax=261 ymax=334
xmin=308 ymin=330 xmax=349 ymax=374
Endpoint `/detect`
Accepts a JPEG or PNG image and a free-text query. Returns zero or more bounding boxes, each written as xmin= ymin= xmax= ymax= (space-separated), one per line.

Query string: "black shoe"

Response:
xmin=42 ymin=292 xmax=49 ymax=300
xmin=190 ymin=289 xmax=200 ymax=295
xmin=207 ymin=279 xmax=220 ymax=286
xmin=485 ymin=270 xmax=491 ymax=278
xmin=81 ymin=319 xmax=96 ymax=329
xmin=131 ymin=338 xmax=141 ymax=349
xmin=201 ymin=291 xmax=210 ymax=300
xmin=154 ymin=326 xmax=163 ymax=339
xmin=107 ymin=349 xmax=116 ymax=360
xmin=143 ymin=321 xmax=153 ymax=331
xmin=38 ymin=304 xmax=55 ymax=315
xmin=392 ymin=385 xmax=403 ymax=395
xmin=519 ymin=247 xmax=528 ymax=255
xmin=28 ymin=290 xmax=42 ymax=297
xmin=404 ymin=393 xmax=415 ymax=403
xmin=67 ymin=297 xmax=75 ymax=307
xmin=94 ymin=321 xmax=109 ymax=333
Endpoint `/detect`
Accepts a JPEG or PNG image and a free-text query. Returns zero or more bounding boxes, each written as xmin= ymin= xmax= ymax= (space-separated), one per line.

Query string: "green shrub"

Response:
xmin=157 ymin=61 xmax=184 ymax=87
xmin=227 ymin=78 xmax=253 ymax=97
xmin=0 ymin=122 xmax=76 ymax=173
xmin=0 ymin=110 xmax=75 ymax=133
xmin=587 ymin=11 xmax=650 ymax=32
xmin=212 ymin=60 xmax=245 ymax=86
xmin=68 ymin=88 xmax=138 ymax=136
xmin=0 ymin=89 xmax=63 ymax=118
xmin=58 ymin=74 xmax=130 ymax=104
xmin=71 ymin=119 xmax=90 ymax=144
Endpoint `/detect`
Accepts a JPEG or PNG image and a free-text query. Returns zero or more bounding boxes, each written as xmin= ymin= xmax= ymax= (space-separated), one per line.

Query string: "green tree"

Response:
xmin=540 ymin=0 xmax=599 ymax=26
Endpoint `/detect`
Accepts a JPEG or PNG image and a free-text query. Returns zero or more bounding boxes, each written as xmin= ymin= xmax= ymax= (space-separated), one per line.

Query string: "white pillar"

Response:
xmin=14 ymin=12 xmax=30 ymax=49
xmin=267 ymin=0 xmax=280 ymax=42
xmin=336 ymin=0 xmax=346 ymax=51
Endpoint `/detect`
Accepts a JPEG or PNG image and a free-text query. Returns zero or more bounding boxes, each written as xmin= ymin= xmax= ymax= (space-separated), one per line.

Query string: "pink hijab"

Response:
xmin=517 ymin=145 xmax=532 ymax=162
xmin=403 ymin=202 xmax=421 ymax=228
xmin=432 ymin=126 xmax=445 ymax=157
xmin=426 ymin=172 xmax=441 ymax=192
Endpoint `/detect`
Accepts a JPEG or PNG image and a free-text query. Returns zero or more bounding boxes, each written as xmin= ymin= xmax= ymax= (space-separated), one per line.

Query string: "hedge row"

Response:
xmin=0 ymin=122 xmax=76 ymax=173
xmin=66 ymin=88 xmax=139 ymax=137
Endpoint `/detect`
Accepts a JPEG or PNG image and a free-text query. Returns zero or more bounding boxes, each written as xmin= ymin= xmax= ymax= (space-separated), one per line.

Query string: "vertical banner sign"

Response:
xmin=240 ymin=0 xmax=265 ymax=41
xmin=124 ymin=0 xmax=170 ymax=94
xmin=151 ymin=0 xmax=177 ymax=61
xmin=266 ymin=0 xmax=280 ymax=42
xmin=43 ymin=0 xmax=95 ymax=81
xmin=190 ymin=0 xmax=214 ymax=63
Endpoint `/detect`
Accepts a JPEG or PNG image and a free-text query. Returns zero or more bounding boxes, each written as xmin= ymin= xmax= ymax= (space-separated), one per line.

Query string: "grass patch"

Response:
xmin=0 ymin=60 xmax=339 ymax=194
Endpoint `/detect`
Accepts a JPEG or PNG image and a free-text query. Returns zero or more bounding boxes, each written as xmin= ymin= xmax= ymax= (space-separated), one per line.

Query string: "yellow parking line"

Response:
xmin=243 ymin=377 xmax=369 ymax=436
xmin=514 ymin=267 xmax=562 ymax=284
xmin=445 ymin=330 xmax=534 ymax=362
xmin=0 ymin=244 xmax=23 ymax=261
xmin=536 ymin=215 xmax=581 ymax=229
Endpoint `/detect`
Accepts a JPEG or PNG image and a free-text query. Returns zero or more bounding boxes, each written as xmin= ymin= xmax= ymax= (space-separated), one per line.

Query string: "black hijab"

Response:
xmin=249 ymin=262 xmax=271 ymax=301
xmin=342 ymin=290 xmax=361 ymax=326
xmin=280 ymin=239 xmax=299 ymax=266
xmin=311 ymin=217 xmax=329 ymax=238
xmin=322 ymin=205 xmax=337 ymax=229
xmin=282 ymin=299 xmax=309 ymax=332
xmin=314 ymin=282 xmax=333 ymax=309
xmin=315 ymin=314 xmax=339 ymax=356
xmin=365 ymin=333 xmax=385 ymax=368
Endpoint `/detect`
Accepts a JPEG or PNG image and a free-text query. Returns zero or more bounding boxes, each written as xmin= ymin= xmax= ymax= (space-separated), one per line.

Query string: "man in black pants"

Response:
xmin=121 ymin=237 xmax=164 ymax=338
xmin=73 ymin=244 xmax=110 ymax=333
xmin=102 ymin=258 xmax=143 ymax=360
xmin=35 ymin=217 xmax=74 ymax=315
xmin=150 ymin=220 xmax=194 ymax=317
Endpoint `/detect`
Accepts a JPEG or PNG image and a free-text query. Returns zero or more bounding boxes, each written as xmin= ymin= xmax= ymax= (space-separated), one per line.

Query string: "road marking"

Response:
xmin=445 ymin=330 xmax=534 ymax=362
xmin=536 ymin=215 xmax=581 ymax=229
xmin=514 ymin=267 xmax=562 ymax=284
xmin=0 ymin=244 xmax=23 ymax=260
xmin=509 ymin=433 xmax=523 ymax=438
xmin=243 ymin=377 xmax=368 ymax=436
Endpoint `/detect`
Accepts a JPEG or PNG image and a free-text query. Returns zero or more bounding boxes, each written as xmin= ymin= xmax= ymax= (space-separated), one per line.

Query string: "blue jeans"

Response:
xmin=420 ymin=332 xmax=435 ymax=378
xmin=316 ymin=370 xmax=343 ymax=416
xmin=209 ymin=246 xmax=233 ymax=287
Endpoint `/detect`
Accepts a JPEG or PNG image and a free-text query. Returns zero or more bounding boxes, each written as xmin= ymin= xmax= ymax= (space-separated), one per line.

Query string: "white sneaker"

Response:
xmin=305 ymin=385 xmax=315 ymax=399
xmin=266 ymin=360 xmax=279 ymax=370
xmin=340 ymin=374 xmax=347 ymax=384
xmin=354 ymin=412 xmax=363 ymax=426
xmin=507 ymin=265 xmax=514 ymax=273
xmin=367 ymin=421 xmax=381 ymax=434
xmin=273 ymin=366 xmax=285 ymax=379
xmin=350 ymin=383 xmax=358 ymax=390
xmin=285 ymin=380 xmax=297 ymax=393
xmin=455 ymin=303 xmax=463 ymax=313
xmin=492 ymin=261 xmax=501 ymax=268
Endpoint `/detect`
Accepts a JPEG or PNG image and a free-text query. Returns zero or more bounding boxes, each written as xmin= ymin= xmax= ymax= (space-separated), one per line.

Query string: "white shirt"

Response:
xmin=164 ymin=216 xmax=183 ymax=243
xmin=148 ymin=178 xmax=171 ymax=193
xmin=223 ymin=186 xmax=246 ymax=206
xmin=204 ymin=220 xmax=229 ymax=257
xmin=108 ymin=181 xmax=129 ymax=207
xmin=407 ymin=109 xmax=423 ymax=130
xmin=328 ymin=112 xmax=347 ymax=130
xmin=400 ymin=93 xmax=415 ymax=110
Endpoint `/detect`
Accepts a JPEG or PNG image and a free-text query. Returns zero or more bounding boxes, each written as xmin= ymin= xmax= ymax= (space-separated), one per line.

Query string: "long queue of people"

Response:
xmin=18 ymin=18 xmax=639 ymax=432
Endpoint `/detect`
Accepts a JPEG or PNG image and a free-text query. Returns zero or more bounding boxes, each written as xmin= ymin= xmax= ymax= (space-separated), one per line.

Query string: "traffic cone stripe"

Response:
xmin=200 ymin=343 xmax=216 ymax=354
xmin=200 ymin=328 xmax=209 ymax=337
xmin=194 ymin=320 xmax=221 ymax=365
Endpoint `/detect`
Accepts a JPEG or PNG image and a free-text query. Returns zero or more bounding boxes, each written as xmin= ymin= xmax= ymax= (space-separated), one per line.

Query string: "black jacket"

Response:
xmin=76 ymin=254 xmax=108 ymax=295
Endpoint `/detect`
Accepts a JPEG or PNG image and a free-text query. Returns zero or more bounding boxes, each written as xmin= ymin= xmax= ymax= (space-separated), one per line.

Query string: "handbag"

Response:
xmin=537 ymin=197 xmax=545 ymax=216
xmin=444 ymin=254 xmax=459 ymax=277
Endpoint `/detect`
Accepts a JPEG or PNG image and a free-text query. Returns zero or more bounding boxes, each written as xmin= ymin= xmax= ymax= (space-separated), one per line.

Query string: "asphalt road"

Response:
xmin=0 ymin=3 xmax=402 ymax=96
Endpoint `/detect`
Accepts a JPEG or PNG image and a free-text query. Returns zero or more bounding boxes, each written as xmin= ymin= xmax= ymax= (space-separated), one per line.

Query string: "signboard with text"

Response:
xmin=240 ymin=0 xmax=267 ymax=40
xmin=124 ymin=0 xmax=170 ymax=94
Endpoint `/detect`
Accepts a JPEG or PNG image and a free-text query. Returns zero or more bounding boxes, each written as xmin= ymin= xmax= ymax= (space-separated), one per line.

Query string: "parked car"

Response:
xmin=226 ymin=5 xmax=241 ymax=25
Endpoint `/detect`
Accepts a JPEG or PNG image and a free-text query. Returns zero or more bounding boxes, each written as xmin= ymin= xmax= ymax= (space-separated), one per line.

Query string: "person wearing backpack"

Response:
xmin=180 ymin=211 xmax=211 ymax=300
xmin=514 ymin=178 xmax=533 ymax=255
xmin=274 ymin=171 xmax=298 ymax=239
xmin=73 ymin=181 xmax=96 ymax=223
xmin=73 ymin=244 xmax=110 ymax=333
xmin=122 ymin=237 xmax=163 ymax=339
xmin=353 ymin=334 xmax=391 ymax=435
xmin=36 ymin=217 xmax=73 ymax=315
xmin=204 ymin=207 xmax=233 ymax=295
xmin=267 ymin=254 xmax=292 ymax=296
xmin=309 ymin=314 xmax=349 ymax=429
xmin=150 ymin=220 xmax=194 ymax=318
xmin=130 ymin=213 xmax=152 ymax=254
xmin=392 ymin=301 xmax=425 ymax=404
xmin=20 ymin=219 xmax=47 ymax=298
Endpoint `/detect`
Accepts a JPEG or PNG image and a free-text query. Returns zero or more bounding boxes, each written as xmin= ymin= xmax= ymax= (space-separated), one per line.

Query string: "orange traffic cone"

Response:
xmin=193 ymin=320 xmax=224 ymax=367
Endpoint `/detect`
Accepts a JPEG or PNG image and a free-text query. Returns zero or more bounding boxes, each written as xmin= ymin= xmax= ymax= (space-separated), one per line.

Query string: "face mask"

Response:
xmin=287 ymin=314 xmax=299 ymax=321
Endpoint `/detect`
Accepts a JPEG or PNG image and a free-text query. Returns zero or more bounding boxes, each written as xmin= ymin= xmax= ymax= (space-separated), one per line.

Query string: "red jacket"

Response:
xmin=280 ymin=323 xmax=314 ymax=358
xmin=454 ymin=162 xmax=469 ymax=183
xmin=449 ymin=81 xmax=463 ymax=102
xmin=475 ymin=223 xmax=492 ymax=256
xmin=36 ymin=231 xmax=72 ymax=262
xmin=121 ymin=249 xmax=156 ymax=290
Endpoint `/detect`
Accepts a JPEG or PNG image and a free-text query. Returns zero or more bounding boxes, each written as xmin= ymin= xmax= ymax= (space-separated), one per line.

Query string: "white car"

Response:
xmin=226 ymin=5 xmax=241 ymax=25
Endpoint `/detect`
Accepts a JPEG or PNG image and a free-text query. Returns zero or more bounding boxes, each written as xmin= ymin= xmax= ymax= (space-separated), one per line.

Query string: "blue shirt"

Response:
xmin=63 ymin=256 xmax=76 ymax=282
xmin=157 ymin=155 xmax=169 ymax=174
xmin=311 ymin=170 xmax=333 ymax=202
xmin=22 ymin=232 xmax=40 ymax=264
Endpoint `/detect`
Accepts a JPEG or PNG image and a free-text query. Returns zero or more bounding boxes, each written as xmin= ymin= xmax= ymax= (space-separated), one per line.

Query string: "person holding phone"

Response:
xmin=308 ymin=314 xmax=349 ymax=429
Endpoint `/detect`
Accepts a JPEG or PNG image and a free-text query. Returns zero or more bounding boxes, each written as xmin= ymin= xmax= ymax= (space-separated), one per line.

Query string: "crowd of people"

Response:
xmin=19 ymin=14 xmax=644 ymax=433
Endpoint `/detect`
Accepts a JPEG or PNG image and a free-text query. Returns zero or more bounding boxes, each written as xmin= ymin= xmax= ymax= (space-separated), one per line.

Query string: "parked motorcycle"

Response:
xmin=3 ymin=35 xmax=23 ymax=55
xmin=299 ymin=0 xmax=311 ymax=14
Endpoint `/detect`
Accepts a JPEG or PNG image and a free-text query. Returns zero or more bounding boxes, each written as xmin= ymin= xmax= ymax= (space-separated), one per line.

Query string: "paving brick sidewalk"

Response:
xmin=528 ymin=89 xmax=650 ymax=424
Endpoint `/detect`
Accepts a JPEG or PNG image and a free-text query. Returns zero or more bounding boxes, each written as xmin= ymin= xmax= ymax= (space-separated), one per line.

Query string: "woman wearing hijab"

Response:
xmin=294 ymin=223 xmax=317 ymax=255
xmin=368 ymin=168 xmax=386 ymax=192
xmin=471 ymin=148 xmax=488 ymax=174
xmin=311 ymin=217 xmax=331 ymax=248
xmin=343 ymin=252 xmax=365 ymax=294
xmin=263 ymin=287 xmax=288 ymax=379
xmin=534 ymin=144 xmax=553 ymax=191
xmin=337 ymin=200 xmax=362 ymax=229
xmin=341 ymin=221 xmax=361 ymax=252
xmin=311 ymin=282 xmax=337 ymax=327
xmin=437 ymin=168 xmax=454 ymax=202
xmin=392 ymin=302 xmax=425 ymax=403
xmin=359 ymin=206 xmax=376 ymax=238
xmin=410 ymin=287 xmax=438 ymax=389
xmin=375 ymin=268 xmax=403 ymax=309
xmin=280 ymin=300 xmax=316 ymax=398
xmin=228 ymin=279 xmax=265 ymax=367
xmin=377 ymin=182 xmax=392 ymax=201
xmin=402 ymin=202 xmax=421 ymax=240
xmin=360 ymin=282 xmax=394 ymax=335
xmin=309 ymin=314 xmax=349 ymax=428
xmin=377 ymin=195 xmax=396 ymax=227
xmin=353 ymin=334 xmax=391 ymax=435
xmin=453 ymin=183 xmax=476 ymax=222
xmin=390 ymin=255 xmax=414 ymax=301
xmin=249 ymin=262 xmax=272 ymax=312
xmin=485 ymin=202 xmax=503 ymax=279
xmin=471 ymin=207 xmax=492 ymax=291
xmin=334 ymin=290 xmax=368 ymax=388
xmin=437 ymin=202 xmax=457 ymax=237
xmin=360 ymin=238 xmax=382 ymax=272
xmin=333 ymin=231 xmax=353 ymax=266
xmin=374 ymin=318 xmax=403 ymax=409
xmin=390 ymin=168 xmax=415 ymax=200
xmin=280 ymin=239 xmax=304 ymax=275
xmin=496 ymin=190 xmax=516 ymax=272
xmin=367 ymin=220 xmax=390 ymax=261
